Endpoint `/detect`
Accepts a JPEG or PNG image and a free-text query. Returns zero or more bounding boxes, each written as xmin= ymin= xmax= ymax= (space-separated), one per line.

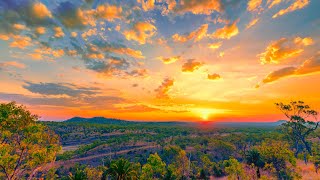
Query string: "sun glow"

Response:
xmin=194 ymin=108 xmax=214 ymax=121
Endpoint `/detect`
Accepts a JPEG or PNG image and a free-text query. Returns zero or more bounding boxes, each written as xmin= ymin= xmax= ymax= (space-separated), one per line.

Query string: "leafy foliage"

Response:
xmin=0 ymin=102 xmax=61 ymax=180
xmin=106 ymin=158 xmax=137 ymax=180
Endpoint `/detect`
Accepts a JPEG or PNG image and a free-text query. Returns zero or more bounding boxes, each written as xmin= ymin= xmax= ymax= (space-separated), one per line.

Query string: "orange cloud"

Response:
xmin=53 ymin=27 xmax=64 ymax=38
xmin=173 ymin=0 xmax=223 ymax=15
xmin=32 ymin=2 xmax=52 ymax=19
xmin=29 ymin=47 xmax=65 ymax=60
xmin=172 ymin=24 xmax=208 ymax=43
xmin=0 ymin=61 xmax=26 ymax=69
xmin=95 ymin=4 xmax=123 ymax=21
xmin=81 ymin=28 xmax=98 ymax=40
xmin=127 ymin=68 xmax=149 ymax=77
xmin=115 ymin=25 xmax=121 ymax=31
xmin=208 ymin=73 xmax=221 ymax=80
xmin=273 ymin=0 xmax=309 ymax=18
xmin=259 ymin=36 xmax=313 ymax=64
xmin=259 ymin=53 xmax=320 ymax=85
xmin=267 ymin=0 xmax=282 ymax=9
xmin=155 ymin=78 xmax=174 ymax=99
xmin=182 ymin=59 xmax=203 ymax=72
xmin=138 ymin=0 xmax=155 ymax=11
xmin=71 ymin=32 xmax=78 ymax=37
xmin=29 ymin=53 xmax=43 ymax=60
xmin=261 ymin=67 xmax=296 ymax=84
xmin=104 ymin=46 xmax=145 ymax=59
xmin=51 ymin=49 xmax=65 ymax=58
xmin=123 ymin=22 xmax=157 ymax=44
xmin=35 ymin=27 xmax=46 ymax=35
xmin=9 ymin=36 xmax=32 ymax=49
xmin=295 ymin=53 xmax=320 ymax=75
xmin=210 ymin=21 xmax=239 ymax=39
xmin=208 ymin=41 xmax=222 ymax=50
xmin=247 ymin=0 xmax=262 ymax=12
xmin=158 ymin=56 xmax=181 ymax=64
xmin=246 ymin=18 xmax=259 ymax=29
xmin=12 ymin=24 xmax=27 ymax=31
xmin=0 ymin=34 xmax=10 ymax=41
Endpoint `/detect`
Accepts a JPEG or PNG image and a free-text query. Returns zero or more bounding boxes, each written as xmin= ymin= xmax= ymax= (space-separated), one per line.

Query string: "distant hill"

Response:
xmin=213 ymin=120 xmax=287 ymax=128
xmin=65 ymin=117 xmax=131 ymax=125
xmin=64 ymin=116 xmax=191 ymax=126
xmin=64 ymin=117 xmax=286 ymax=128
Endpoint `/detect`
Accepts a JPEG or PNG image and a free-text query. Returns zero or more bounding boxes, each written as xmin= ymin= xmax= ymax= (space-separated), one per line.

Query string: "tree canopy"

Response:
xmin=0 ymin=102 xmax=60 ymax=180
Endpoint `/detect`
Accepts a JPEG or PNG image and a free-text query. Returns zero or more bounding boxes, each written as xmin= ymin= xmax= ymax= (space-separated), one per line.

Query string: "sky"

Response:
xmin=0 ymin=0 xmax=319 ymax=122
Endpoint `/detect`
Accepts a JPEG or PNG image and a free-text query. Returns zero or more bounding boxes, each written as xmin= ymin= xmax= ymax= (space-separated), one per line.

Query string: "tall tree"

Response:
xmin=223 ymin=158 xmax=245 ymax=180
xmin=106 ymin=158 xmax=137 ymax=180
xmin=257 ymin=141 xmax=297 ymax=179
xmin=276 ymin=101 xmax=319 ymax=157
xmin=0 ymin=102 xmax=60 ymax=180
xmin=245 ymin=149 xmax=264 ymax=178
xmin=141 ymin=153 xmax=166 ymax=179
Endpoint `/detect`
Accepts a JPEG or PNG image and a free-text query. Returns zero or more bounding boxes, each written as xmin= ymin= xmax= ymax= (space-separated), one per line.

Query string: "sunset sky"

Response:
xmin=0 ymin=0 xmax=319 ymax=121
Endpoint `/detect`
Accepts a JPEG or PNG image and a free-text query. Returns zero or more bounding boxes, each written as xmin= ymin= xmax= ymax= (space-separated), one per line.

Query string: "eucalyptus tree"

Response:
xmin=275 ymin=101 xmax=319 ymax=157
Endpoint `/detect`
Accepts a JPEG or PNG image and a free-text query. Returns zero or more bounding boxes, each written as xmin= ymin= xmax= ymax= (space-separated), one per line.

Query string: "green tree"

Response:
xmin=276 ymin=101 xmax=319 ymax=157
xmin=106 ymin=158 xmax=137 ymax=180
xmin=257 ymin=141 xmax=297 ymax=179
xmin=223 ymin=158 xmax=245 ymax=180
xmin=68 ymin=168 xmax=87 ymax=180
xmin=163 ymin=165 xmax=177 ymax=180
xmin=200 ymin=155 xmax=213 ymax=178
xmin=140 ymin=164 xmax=153 ymax=180
xmin=85 ymin=166 xmax=103 ymax=180
xmin=245 ymin=149 xmax=264 ymax=178
xmin=0 ymin=102 xmax=61 ymax=180
xmin=141 ymin=153 xmax=166 ymax=179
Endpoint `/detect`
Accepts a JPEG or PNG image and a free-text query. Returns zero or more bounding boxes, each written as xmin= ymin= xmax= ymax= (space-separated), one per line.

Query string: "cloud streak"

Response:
xmin=210 ymin=21 xmax=239 ymax=39
xmin=182 ymin=59 xmax=204 ymax=72
xmin=273 ymin=0 xmax=309 ymax=18
xmin=172 ymin=24 xmax=208 ymax=43
xmin=155 ymin=78 xmax=174 ymax=99
xmin=259 ymin=36 xmax=313 ymax=64
xmin=258 ymin=53 xmax=320 ymax=85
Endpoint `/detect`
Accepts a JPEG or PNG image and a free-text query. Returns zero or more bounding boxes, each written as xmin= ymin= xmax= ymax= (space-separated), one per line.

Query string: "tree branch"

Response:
xmin=0 ymin=164 xmax=10 ymax=180
xmin=303 ymin=121 xmax=319 ymax=137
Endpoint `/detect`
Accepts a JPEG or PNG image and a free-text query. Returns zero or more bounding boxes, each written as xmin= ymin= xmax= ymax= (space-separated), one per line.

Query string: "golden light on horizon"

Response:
xmin=193 ymin=108 xmax=222 ymax=121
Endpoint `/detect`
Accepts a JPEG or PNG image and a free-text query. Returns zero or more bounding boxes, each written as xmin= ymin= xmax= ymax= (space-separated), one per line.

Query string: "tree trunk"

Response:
xmin=256 ymin=167 xmax=261 ymax=179
xmin=294 ymin=140 xmax=299 ymax=158
xmin=301 ymin=137 xmax=312 ymax=156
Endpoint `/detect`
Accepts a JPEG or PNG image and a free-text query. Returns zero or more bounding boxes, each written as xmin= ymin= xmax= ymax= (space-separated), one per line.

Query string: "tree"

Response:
xmin=163 ymin=165 xmax=177 ymax=180
xmin=174 ymin=150 xmax=190 ymax=179
xmin=140 ymin=164 xmax=153 ymax=180
xmin=257 ymin=141 xmax=297 ymax=179
xmin=0 ymin=102 xmax=61 ymax=180
xmin=209 ymin=140 xmax=236 ymax=161
xmin=245 ymin=149 xmax=264 ymax=178
xmin=275 ymin=101 xmax=319 ymax=157
xmin=200 ymin=155 xmax=213 ymax=178
xmin=68 ymin=168 xmax=87 ymax=180
xmin=223 ymin=158 xmax=245 ymax=180
xmin=106 ymin=158 xmax=137 ymax=180
xmin=141 ymin=153 xmax=166 ymax=179
xmin=85 ymin=166 xmax=103 ymax=180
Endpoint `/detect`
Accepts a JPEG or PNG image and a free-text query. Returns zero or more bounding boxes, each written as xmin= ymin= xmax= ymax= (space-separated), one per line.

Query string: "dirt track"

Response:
xmin=37 ymin=145 xmax=159 ymax=173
